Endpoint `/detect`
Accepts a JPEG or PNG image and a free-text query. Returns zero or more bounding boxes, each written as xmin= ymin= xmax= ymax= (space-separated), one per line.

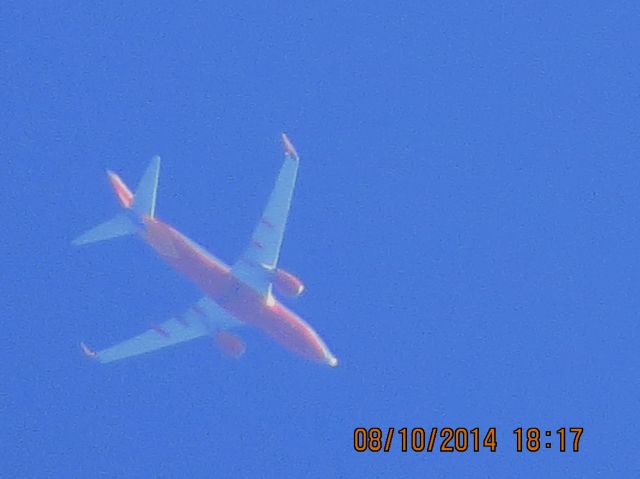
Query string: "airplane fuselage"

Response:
xmin=141 ymin=216 xmax=337 ymax=366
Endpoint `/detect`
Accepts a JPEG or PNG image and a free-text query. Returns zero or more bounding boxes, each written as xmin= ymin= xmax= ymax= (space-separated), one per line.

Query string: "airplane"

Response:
xmin=73 ymin=134 xmax=338 ymax=367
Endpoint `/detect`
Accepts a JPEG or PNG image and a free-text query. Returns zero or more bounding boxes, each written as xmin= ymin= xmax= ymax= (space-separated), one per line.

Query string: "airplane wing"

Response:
xmin=82 ymin=297 xmax=241 ymax=363
xmin=231 ymin=134 xmax=300 ymax=297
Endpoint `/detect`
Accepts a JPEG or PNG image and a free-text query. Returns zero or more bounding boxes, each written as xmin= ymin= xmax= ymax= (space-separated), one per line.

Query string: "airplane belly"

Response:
xmin=222 ymin=283 xmax=337 ymax=366
xmin=141 ymin=217 xmax=336 ymax=366
xmin=142 ymin=217 xmax=232 ymax=297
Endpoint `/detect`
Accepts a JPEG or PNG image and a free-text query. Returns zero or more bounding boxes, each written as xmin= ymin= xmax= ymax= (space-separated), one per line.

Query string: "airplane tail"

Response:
xmin=72 ymin=156 xmax=161 ymax=246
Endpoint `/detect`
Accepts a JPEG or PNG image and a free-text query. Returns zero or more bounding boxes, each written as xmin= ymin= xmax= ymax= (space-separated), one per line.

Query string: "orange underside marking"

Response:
xmin=151 ymin=324 xmax=169 ymax=337
xmin=260 ymin=217 xmax=275 ymax=228
xmin=177 ymin=316 xmax=189 ymax=327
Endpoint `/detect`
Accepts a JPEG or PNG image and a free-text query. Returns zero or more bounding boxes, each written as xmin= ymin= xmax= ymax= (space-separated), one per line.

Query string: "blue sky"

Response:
xmin=2 ymin=2 xmax=638 ymax=477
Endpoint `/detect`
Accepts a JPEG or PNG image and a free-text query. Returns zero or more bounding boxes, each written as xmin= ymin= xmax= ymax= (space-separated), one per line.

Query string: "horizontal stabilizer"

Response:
xmin=72 ymin=213 xmax=137 ymax=246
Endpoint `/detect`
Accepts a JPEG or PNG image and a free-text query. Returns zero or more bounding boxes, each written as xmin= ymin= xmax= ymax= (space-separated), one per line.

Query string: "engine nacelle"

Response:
xmin=272 ymin=269 xmax=305 ymax=298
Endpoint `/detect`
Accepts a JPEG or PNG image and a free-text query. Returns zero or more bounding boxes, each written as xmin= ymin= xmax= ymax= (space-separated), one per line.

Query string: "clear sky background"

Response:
xmin=2 ymin=2 xmax=638 ymax=477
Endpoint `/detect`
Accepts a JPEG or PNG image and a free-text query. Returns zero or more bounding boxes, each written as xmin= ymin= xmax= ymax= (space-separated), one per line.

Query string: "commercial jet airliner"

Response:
xmin=74 ymin=135 xmax=338 ymax=367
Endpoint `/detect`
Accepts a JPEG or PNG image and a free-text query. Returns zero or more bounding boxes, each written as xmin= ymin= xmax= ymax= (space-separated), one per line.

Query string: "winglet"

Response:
xmin=281 ymin=133 xmax=298 ymax=159
xmin=80 ymin=342 xmax=98 ymax=359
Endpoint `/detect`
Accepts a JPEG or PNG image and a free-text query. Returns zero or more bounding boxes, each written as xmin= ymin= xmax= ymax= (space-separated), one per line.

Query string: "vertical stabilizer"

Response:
xmin=132 ymin=156 xmax=161 ymax=217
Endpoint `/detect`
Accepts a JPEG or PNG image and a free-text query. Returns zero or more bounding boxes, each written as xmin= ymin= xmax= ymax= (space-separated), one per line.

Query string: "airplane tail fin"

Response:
xmin=72 ymin=156 xmax=161 ymax=246
xmin=131 ymin=155 xmax=160 ymax=218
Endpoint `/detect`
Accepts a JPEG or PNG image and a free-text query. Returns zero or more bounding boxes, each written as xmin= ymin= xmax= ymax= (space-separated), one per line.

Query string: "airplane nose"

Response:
xmin=327 ymin=354 xmax=338 ymax=367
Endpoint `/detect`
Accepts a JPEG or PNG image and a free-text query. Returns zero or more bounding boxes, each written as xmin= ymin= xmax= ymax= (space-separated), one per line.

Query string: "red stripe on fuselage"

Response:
xmin=141 ymin=217 xmax=332 ymax=364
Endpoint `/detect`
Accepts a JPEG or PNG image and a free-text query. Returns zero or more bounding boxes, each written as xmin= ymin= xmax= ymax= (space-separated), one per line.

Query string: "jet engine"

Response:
xmin=272 ymin=268 xmax=304 ymax=298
